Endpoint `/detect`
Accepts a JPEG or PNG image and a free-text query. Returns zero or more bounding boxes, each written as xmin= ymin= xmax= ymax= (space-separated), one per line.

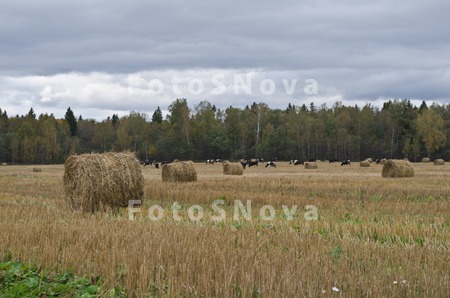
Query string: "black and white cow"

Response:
xmin=206 ymin=159 xmax=215 ymax=165
xmin=240 ymin=160 xmax=248 ymax=169
xmin=289 ymin=159 xmax=304 ymax=165
xmin=248 ymin=159 xmax=259 ymax=167
xmin=140 ymin=159 xmax=153 ymax=166
xmin=265 ymin=161 xmax=277 ymax=168
xmin=341 ymin=160 xmax=351 ymax=166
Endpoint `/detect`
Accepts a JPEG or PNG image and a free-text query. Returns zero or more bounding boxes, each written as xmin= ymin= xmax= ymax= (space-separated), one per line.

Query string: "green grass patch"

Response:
xmin=0 ymin=260 xmax=125 ymax=297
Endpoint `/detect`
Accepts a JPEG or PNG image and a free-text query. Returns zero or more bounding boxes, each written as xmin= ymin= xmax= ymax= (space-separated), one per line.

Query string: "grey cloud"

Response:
xmin=1 ymin=0 xmax=450 ymax=119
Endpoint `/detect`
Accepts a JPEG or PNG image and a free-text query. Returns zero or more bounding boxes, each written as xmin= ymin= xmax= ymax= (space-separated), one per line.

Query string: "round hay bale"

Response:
xmin=173 ymin=159 xmax=180 ymax=162
xmin=434 ymin=159 xmax=445 ymax=165
xmin=1 ymin=162 xmax=7 ymax=166
xmin=222 ymin=161 xmax=244 ymax=175
xmin=32 ymin=167 xmax=42 ymax=172
xmin=304 ymin=162 xmax=318 ymax=169
xmin=162 ymin=161 xmax=197 ymax=183
xmin=366 ymin=158 xmax=373 ymax=163
xmin=63 ymin=152 xmax=144 ymax=212
xmin=382 ymin=159 xmax=414 ymax=178
xmin=421 ymin=157 xmax=431 ymax=163
xmin=360 ymin=161 xmax=370 ymax=167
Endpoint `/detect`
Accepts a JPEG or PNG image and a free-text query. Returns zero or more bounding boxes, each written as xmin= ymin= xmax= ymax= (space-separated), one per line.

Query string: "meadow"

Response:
xmin=0 ymin=161 xmax=449 ymax=297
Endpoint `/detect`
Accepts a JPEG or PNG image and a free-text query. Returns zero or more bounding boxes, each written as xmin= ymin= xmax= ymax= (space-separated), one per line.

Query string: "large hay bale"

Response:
xmin=304 ymin=162 xmax=318 ymax=169
xmin=222 ymin=161 xmax=244 ymax=175
xmin=162 ymin=161 xmax=197 ymax=183
xmin=64 ymin=152 xmax=144 ymax=212
xmin=382 ymin=159 xmax=414 ymax=178
xmin=422 ymin=157 xmax=431 ymax=163
xmin=360 ymin=161 xmax=370 ymax=167
xmin=32 ymin=167 xmax=42 ymax=172
xmin=434 ymin=159 xmax=445 ymax=165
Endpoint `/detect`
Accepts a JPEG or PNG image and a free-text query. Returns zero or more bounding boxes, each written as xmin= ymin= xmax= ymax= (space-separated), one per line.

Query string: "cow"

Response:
xmin=248 ymin=159 xmax=259 ymax=167
xmin=341 ymin=160 xmax=351 ymax=166
xmin=140 ymin=159 xmax=152 ymax=166
xmin=240 ymin=160 xmax=248 ymax=169
xmin=206 ymin=159 xmax=215 ymax=165
xmin=289 ymin=159 xmax=304 ymax=165
xmin=265 ymin=161 xmax=277 ymax=168
xmin=154 ymin=163 xmax=159 ymax=169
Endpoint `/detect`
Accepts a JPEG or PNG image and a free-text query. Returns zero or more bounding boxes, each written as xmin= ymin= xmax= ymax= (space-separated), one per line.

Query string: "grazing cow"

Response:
xmin=154 ymin=163 xmax=159 ymax=169
xmin=215 ymin=159 xmax=222 ymax=163
xmin=240 ymin=160 xmax=248 ymax=169
xmin=289 ymin=159 xmax=304 ymax=165
xmin=341 ymin=160 xmax=351 ymax=166
xmin=140 ymin=159 xmax=152 ymax=166
xmin=265 ymin=161 xmax=277 ymax=168
xmin=206 ymin=159 xmax=215 ymax=165
xmin=248 ymin=159 xmax=259 ymax=167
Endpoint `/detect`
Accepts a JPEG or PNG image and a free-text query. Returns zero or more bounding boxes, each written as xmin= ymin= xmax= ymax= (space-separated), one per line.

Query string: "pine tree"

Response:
xmin=64 ymin=107 xmax=77 ymax=136
xmin=111 ymin=114 xmax=119 ymax=127
xmin=152 ymin=106 xmax=163 ymax=123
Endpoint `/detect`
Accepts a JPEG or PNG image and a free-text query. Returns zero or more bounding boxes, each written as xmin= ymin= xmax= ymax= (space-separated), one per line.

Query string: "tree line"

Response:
xmin=0 ymin=98 xmax=449 ymax=164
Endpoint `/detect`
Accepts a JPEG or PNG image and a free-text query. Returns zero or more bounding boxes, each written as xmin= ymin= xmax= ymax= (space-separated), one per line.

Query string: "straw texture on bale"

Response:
xmin=305 ymin=162 xmax=318 ymax=169
xmin=64 ymin=152 xmax=144 ymax=212
xmin=434 ymin=159 xmax=445 ymax=165
xmin=360 ymin=161 xmax=371 ymax=167
xmin=32 ymin=167 xmax=42 ymax=172
xmin=422 ymin=157 xmax=431 ymax=163
xmin=162 ymin=161 xmax=197 ymax=183
xmin=382 ymin=159 xmax=414 ymax=178
xmin=222 ymin=161 xmax=244 ymax=175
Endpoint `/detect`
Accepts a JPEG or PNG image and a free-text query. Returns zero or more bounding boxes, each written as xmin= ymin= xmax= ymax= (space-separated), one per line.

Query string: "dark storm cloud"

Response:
xmin=1 ymin=0 xmax=450 ymax=118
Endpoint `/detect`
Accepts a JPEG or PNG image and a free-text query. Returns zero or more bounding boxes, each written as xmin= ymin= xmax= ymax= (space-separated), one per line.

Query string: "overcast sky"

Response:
xmin=1 ymin=0 xmax=449 ymax=120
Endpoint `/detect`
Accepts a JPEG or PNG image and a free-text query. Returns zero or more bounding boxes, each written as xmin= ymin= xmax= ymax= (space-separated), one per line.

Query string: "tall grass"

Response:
xmin=0 ymin=163 xmax=449 ymax=296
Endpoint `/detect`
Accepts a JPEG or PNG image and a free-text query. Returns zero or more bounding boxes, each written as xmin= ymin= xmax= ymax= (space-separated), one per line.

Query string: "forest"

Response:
xmin=0 ymin=98 xmax=449 ymax=164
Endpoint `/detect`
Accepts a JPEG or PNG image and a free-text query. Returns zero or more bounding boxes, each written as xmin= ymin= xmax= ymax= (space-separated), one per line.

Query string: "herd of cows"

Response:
xmin=140 ymin=157 xmax=387 ymax=169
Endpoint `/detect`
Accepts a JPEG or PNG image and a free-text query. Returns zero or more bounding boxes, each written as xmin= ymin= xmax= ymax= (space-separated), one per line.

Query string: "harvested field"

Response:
xmin=0 ymin=162 xmax=449 ymax=297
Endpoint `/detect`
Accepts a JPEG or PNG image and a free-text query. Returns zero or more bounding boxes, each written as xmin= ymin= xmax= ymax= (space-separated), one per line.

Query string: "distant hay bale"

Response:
xmin=32 ymin=167 xmax=42 ymax=172
xmin=422 ymin=157 xmax=431 ymax=163
xmin=222 ymin=161 xmax=244 ymax=175
xmin=380 ymin=158 xmax=387 ymax=165
xmin=1 ymin=162 xmax=7 ymax=166
xmin=162 ymin=161 xmax=197 ymax=183
xmin=360 ymin=161 xmax=370 ymax=167
xmin=63 ymin=152 xmax=144 ymax=212
xmin=434 ymin=159 xmax=445 ymax=165
xmin=382 ymin=159 xmax=414 ymax=178
xmin=304 ymin=162 xmax=318 ymax=169
xmin=173 ymin=159 xmax=180 ymax=162
xmin=366 ymin=158 xmax=373 ymax=163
